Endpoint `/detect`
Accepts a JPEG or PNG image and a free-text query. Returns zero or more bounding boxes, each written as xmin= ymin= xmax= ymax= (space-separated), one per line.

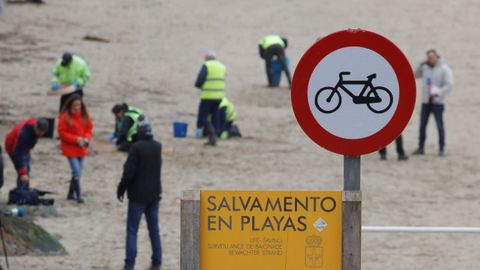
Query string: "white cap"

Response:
xmin=205 ymin=50 xmax=217 ymax=60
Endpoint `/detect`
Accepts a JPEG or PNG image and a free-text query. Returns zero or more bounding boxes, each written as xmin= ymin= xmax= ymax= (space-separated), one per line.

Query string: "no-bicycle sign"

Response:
xmin=200 ymin=191 xmax=342 ymax=270
xmin=291 ymin=29 xmax=416 ymax=155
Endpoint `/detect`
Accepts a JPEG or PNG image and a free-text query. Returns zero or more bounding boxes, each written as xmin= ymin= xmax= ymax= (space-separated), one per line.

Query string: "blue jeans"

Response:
xmin=67 ymin=157 xmax=84 ymax=178
xmin=197 ymin=99 xmax=221 ymax=132
xmin=419 ymin=103 xmax=445 ymax=151
xmin=125 ymin=200 xmax=162 ymax=269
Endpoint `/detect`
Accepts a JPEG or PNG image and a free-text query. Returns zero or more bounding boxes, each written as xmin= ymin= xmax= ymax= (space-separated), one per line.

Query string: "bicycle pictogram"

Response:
xmin=314 ymin=72 xmax=393 ymax=114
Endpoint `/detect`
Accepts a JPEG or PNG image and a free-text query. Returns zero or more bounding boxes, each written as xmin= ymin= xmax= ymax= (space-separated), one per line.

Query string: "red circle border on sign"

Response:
xmin=291 ymin=29 xmax=416 ymax=155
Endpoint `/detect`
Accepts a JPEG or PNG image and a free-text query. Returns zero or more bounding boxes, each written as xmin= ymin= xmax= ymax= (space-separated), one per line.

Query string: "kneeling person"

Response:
xmin=111 ymin=103 xmax=144 ymax=152
xmin=219 ymin=97 xmax=241 ymax=139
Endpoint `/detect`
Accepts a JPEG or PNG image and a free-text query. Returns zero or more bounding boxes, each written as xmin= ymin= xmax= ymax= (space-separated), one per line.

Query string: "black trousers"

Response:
xmin=196 ymin=99 xmax=221 ymax=133
xmin=59 ymin=89 xmax=84 ymax=112
xmin=379 ymin=135 xmax=405 ymax=156
xmin=264 ymin=44 xmax=291 ymax=87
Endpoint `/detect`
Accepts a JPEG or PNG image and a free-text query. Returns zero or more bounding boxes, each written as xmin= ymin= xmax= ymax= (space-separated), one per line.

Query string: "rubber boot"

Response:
xmin=73 ymin=177 xmax=84 ymax=204
xmin=204 ymin=123 xmax=217 ymax=146
xmin=67 ymin=178 xmax=76 ymax=200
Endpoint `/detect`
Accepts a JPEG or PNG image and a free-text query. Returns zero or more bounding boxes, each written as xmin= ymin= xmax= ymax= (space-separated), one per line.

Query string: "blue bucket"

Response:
xmin=173 ymin=122 xmax=188 ymax=138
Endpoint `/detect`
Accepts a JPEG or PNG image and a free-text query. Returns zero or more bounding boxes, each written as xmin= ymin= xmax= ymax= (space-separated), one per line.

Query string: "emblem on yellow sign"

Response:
xmin=305 ymin=235 xmax=323 ymax=268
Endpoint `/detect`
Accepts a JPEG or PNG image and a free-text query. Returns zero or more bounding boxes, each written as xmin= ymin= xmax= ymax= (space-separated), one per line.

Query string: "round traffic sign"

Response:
xmin=291 ymin=29 xmax=416 ymax=155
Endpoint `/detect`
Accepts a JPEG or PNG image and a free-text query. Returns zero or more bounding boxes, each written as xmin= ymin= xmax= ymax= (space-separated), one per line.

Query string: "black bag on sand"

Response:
xmin=8 ymin=188 xmax=54 ymax=206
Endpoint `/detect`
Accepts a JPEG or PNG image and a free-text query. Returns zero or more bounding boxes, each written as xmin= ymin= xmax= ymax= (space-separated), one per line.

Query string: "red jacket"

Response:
xmin=58 ymin=112 xmax=93 ymax=158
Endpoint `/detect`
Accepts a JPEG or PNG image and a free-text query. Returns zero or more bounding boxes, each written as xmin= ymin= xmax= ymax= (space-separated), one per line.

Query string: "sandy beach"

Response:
xmin=1 ymin=0 xmax=480 ymax=269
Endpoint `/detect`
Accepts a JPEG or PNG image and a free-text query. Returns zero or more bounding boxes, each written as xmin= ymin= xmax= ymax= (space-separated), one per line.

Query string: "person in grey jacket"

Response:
xmin=413 ymin=49 xmax=454 ymax=156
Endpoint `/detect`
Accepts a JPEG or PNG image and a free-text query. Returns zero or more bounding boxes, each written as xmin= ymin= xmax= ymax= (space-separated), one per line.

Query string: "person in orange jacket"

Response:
xmin=57 ymin=94 xmax=93 ymax=203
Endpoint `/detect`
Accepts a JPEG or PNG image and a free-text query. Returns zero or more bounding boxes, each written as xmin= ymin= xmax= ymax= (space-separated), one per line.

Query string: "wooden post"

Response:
xmin=342 ymin=155 xmax=361 ymax=270
xmin=181 ymin=190 xmax=200 ymax=270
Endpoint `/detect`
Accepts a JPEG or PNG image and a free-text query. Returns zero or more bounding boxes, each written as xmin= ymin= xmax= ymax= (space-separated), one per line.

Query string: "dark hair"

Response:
xmin=112 ymin=103 xmax=128 ymax=114
xmin=35 ymin=118 xmax=49 ymax=133
xmin=61 ymin=94 xmax=89 ymax=124
xmin=426 ymin=49 xmax=440 ymax=57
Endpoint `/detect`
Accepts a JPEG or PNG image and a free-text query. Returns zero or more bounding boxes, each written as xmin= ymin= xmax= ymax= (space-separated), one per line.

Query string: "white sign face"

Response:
xmin=307 ymin=47 xmax=399 ymax=139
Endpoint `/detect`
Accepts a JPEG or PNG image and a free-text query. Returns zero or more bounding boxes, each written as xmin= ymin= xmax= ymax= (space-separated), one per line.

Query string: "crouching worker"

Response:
xmin=117 ymin=116 xmax=162 ymax=270
xmin=218 ymin=97 xmax=241 ymax=139
xmin=258 ymin=34 xmax=292 ymax=87
xmin=111 ymin=103 xmax=144 ymax=152
xmin=4 ymin=117 xmax=49 ymax=189
xmin=58 ymin=95 xmax=93 ymax=203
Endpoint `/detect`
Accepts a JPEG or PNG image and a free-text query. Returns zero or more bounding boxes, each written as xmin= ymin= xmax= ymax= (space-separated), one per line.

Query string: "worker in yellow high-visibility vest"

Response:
xmin=258 ymin=34 xmax=291 ymax=87
xmin=194 ymin=51 xmax=226 ymax=146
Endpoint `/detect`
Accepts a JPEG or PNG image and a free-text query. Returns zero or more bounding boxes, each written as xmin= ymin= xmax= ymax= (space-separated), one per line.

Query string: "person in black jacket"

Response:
xmin=117 ymin=116 xmax=162 ymax=270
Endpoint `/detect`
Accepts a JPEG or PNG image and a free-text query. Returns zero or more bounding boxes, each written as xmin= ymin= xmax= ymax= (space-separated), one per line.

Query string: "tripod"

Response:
xmin=0 ymin=216 xmax=9 ymax=268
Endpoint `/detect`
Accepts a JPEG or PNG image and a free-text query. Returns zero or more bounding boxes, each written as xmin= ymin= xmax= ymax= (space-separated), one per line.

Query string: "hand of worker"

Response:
xmin=51 ymin=82 xmax=60 ymax=91
xmin=72 ymin=80 xmax=79 ymax=90
xmin=20 ymin=174 xmax=29 ymax=182
xmin=107 ymin=133 xmax=116 ymax=142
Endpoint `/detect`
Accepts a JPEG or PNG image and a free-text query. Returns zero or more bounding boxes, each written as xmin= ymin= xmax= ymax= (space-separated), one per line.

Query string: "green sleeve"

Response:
xmin=78 ymin=62 xmax=91 ymax=87
xmin=51 ymin=63 xmax=60 ymax=83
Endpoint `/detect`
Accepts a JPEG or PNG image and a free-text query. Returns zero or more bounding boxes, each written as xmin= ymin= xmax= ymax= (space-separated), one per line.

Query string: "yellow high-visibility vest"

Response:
xmin=201 ymin=60 xmax=226 ymax=100
xmin=259 ymin=35 xmax=285 ymax=50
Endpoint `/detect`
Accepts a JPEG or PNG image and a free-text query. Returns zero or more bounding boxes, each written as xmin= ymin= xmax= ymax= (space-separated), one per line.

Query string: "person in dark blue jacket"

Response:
xmin=4 ymin=118 xmax=49 ymax=189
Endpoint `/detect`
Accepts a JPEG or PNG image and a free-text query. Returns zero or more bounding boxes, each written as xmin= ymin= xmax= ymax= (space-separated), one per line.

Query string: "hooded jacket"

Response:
xmin=414 ymin=58 xmax=454 ymax=104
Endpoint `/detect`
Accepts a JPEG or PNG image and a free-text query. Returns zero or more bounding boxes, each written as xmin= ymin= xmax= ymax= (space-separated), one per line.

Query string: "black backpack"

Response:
xmin=8 ymin=188 xmax=54 ymax=206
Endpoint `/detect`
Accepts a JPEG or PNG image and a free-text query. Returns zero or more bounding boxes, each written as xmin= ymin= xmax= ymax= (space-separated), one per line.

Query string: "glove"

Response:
xmin=72 ymin=80 xmax=79 ymax=90
xmin=195 ymin=128 xmax=203 ymax=138
xmin=51 ymin=82 xmax=60 ymax=91
xmin=107 ymin=133 xmax=116 ymax=142
xmin=220 ymin=131 xmax=228 ymax=140
xmin=117 ymin=184 xmax=126 ymax=202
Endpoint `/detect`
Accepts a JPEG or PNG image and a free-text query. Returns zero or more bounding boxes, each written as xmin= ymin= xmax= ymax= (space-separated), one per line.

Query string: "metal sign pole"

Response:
xmin=342 ymin=155 xmax=361 ymax=270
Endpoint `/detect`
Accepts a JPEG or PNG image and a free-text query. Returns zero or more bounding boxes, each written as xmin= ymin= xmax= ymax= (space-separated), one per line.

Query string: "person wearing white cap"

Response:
xmin=194 ymin=51 xmax=227 ymax=146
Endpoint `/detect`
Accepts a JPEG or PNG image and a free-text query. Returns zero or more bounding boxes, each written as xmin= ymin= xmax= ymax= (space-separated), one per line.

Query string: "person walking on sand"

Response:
xmin=117 ymin=116 xmax=162 ymax=270
xmin=49 ymin=52 xmax=91 ymax=112
xmin=58 ymin=94 xmax=93 ymax=203
xmin=194 ymin=51 xmax=226 ymax=146
xmin=258 ymin=34 xmax=292 ymax=88
xmin=4 ymin=117 xmax=49 ymax=189
xmin=413 ymin=49 xmax=454 ymax=156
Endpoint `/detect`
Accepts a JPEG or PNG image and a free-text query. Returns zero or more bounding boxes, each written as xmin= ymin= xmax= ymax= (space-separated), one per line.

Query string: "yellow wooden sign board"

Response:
xmin=200 ymin=191 xmax=342 ymax=270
